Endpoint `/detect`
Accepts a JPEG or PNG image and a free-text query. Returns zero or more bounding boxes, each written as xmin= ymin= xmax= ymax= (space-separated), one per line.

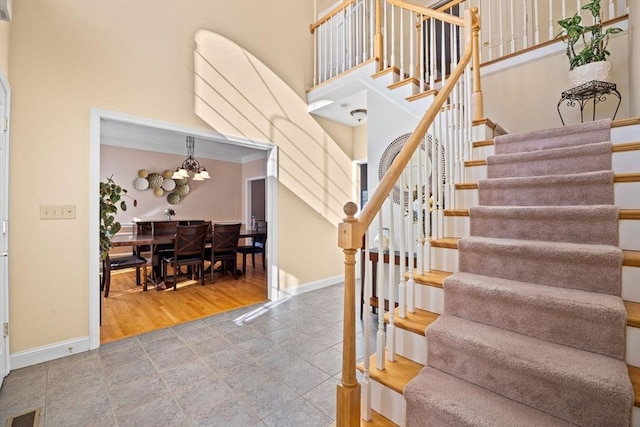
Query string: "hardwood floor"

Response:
xmin=100 ymin=255 xmax=267 ymax=344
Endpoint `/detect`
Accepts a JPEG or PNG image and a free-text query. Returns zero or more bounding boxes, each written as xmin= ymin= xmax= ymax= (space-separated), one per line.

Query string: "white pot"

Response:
xmin=568 ymin=61 xmax=612 ymax=88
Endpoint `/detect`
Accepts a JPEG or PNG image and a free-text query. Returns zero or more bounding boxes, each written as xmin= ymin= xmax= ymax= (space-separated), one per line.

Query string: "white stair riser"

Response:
xmin=472 ymin=144 xmax=494 ymax=160
xmin=613 ymin=149 xmax=640 ymax=173
xmin=413 ymin=284 xmax=444 ymax=315
xmin=612 ymin=126 xmax=640 ymax=143
xmin=627 ymin=326 xmax=640 ymax=367
xmin=395 ymin=327 xmax=428 ymax=365
xmin=472 ymin=125 xmax=495 ymax=142
xmin=622 ymin=267 xmax=640 ymax=303
xmin=429 ymin=246 xmax=458 ymax=272
xmin=370 ymin=380 xmax=406 ymax=426
xmin=633 ymin=406 xmax=640 ymax=427
xmin=454 ymin=188 xmax=478 ymax=210
xmin=615 ymin=182 xmax=640 ymax=209
xmin=620 ymin=219 xmax=640 ymax=251
xmin=443 ymin=215 xmax=470 ymax=238
xmin=465 ymin=165 xmax=487 ymax=182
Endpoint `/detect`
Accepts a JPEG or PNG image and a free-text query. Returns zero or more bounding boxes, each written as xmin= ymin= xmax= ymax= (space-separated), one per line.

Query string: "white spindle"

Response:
xmin=423 ymin=132 xmax=431 ymax=272
xmin=534 ymin=0 xmax=540 ymax=45
xmin=509 ymin=0 xmax=516 ymax=52
xmin=416 ymin=138 xmax=424 ymax=275
xmin=498 ymin=0 xmax=505 ymax=56
xmin=361 ymin=232 xmax=372 ymax=421
xmin=383 ymin=0 xmax=389 ymax=68
xmin=400 ymin=7 xmax=404 ymax=78
xmin=346 ymin=5 xmax=352 ymax=70
xmin=407 ymin=155 xmax=415 ymax=313
xmin=420 ymin=16 xmax=425 ymax=91
xmin=330 ymin=18 xmax=335 ymax=78
xmin=522 ymin=0 xmax=529 ymax=49
xmin=440 ymin=16 xmax=446 ymax=85
xmin=398 ymin=170 xmax=407 ymax=319
xmin=409 ymin=11 xmax=415 ymax=80
xmin=429 ymin=17 xmax=435 ymax=89
xmin=486 ymin=0 xmax=493 ymax=61
xmin=608 ymin=0 xmax=615 ymax=20
xmin=390 ymin=4 xmax=396 ymax=70
xmin=376 ymin=213 xmax=386 ymax=370
xmin=548 ymin=0 xmax=554 ymax=41
xmin=386 ymin=193 xmax=396 ymax=362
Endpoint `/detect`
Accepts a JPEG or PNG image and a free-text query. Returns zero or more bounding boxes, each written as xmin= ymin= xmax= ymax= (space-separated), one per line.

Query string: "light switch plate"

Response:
xmin=40 ymin=205 xmax=76 ymax=220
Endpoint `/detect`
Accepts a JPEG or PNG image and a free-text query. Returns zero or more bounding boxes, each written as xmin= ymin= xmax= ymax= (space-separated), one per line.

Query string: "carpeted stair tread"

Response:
xmin=356 ymin=354 xmax=423 ymax=395
xmin=478 ymin=170 xmax=615 ymax=206
xmin=443 ymin=272 xmax=627 ymax=359
xmin=405 ymin=367 xmax=574 ymax=427
xmin=487 ymin=141 xmax=612 ymax=179
xmin=384 ymin=307 xmax=439 ymax=336
xmin=493 ymin=118 xmax=611 ymax=155
xmin=458 ymin=236 xmax=623 ymax=295
xmin=426 ymin=315 xmax=634 ymax=426
xmin=468 ymin=205 xmax=619 ymax=245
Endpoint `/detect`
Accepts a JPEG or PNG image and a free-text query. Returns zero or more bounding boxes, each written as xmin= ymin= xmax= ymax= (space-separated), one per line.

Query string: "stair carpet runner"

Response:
xmin=403 ymin=119 xmax=635 ymax=426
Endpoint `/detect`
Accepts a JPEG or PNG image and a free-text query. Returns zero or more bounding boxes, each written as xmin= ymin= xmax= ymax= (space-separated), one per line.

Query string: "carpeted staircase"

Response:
xmin=404 ymin=119 xmax=635 ymax=426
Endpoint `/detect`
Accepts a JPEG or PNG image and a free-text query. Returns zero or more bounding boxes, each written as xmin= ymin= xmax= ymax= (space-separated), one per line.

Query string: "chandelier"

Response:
xmin=171 ymin=136 xmax=210 ymax=181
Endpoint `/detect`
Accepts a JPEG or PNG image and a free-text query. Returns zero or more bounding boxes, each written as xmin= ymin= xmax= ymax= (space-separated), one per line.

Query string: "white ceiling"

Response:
xmin=100 ymin=119 xmax=267 ymax=164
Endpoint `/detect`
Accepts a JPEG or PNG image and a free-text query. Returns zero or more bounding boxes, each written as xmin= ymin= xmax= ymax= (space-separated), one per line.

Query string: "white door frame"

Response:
xmin=88 ymin=108 xmax=279 ymax=349
xmin=0 ymin=68 xmax=11 ymax=384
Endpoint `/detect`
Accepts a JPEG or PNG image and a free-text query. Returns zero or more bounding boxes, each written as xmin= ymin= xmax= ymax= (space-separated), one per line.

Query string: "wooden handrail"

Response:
xmin=310 ymin=0 xmax=357 ymax=34
xmin=386 ymin=0 xmax=465 ymax=27
xmin=336 ymin=7 xmax=480 ymax=426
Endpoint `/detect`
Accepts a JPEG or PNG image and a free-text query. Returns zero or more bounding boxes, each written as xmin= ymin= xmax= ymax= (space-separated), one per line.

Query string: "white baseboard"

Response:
xmin=10 ymin=336 xmax=90 ymax=370
xmin=277 ymin=274 xmax=344 ymax=299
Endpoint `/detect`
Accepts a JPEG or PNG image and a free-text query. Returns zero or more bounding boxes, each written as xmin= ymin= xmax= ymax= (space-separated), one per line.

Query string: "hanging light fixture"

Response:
xmin=171 ymin=136 xmax=210 ymax=181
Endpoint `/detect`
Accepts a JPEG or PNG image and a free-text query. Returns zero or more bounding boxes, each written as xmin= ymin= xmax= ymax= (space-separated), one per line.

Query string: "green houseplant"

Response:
xmin=556 ymin=0 xmax=622 ymax=86
xmin=99 ymin=176 xmax=128 ymax=260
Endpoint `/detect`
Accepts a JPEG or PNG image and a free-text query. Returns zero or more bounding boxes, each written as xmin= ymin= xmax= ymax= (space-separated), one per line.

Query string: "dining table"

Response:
xmin=109 ymin=227 xmax=266 ymax=284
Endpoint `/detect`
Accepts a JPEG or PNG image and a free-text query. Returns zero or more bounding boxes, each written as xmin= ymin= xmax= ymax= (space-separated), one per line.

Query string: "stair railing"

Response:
xmin=335 ymin=5 xmax=481 ymax=425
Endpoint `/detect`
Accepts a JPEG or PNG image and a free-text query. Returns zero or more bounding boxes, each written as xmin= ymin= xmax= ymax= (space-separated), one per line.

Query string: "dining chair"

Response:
xmin=161 ymin=223 xmax=209 ymax=290
xmin=206 ymin=223 xmax=241 ymax=283
xmin=102 ymin=253 xmax=148 ymax=297
xmin=151 ymin=221 xmax=178 ymax=280
xmin=237 ymin=220 xmax=267 ymax=273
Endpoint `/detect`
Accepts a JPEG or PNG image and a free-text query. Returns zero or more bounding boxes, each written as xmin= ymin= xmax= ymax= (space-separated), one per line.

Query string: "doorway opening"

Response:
xmin=90 ymin=108 xmax=279 ymax=349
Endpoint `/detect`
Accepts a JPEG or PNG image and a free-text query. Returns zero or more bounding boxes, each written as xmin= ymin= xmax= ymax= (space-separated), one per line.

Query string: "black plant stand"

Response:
xmin=557 ymin=80 xmax=621 ymax=126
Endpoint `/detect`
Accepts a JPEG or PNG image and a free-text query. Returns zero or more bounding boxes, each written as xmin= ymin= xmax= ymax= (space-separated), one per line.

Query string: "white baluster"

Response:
xmin=429 ymin=17 xmax=435 ymax=89
xmin=440 ymin=17 xmax=446 ymax=85
xmin=399 ymin=7 xmax=404 ymax=78
xmin=548 ymin=0 xmax=554 ymax=41
xmin=409 ymin=11 xmax=415 ymax=81
xmin=383 ymin=0 xmax=389 ymax=68
xmin=608 ymin=0 xmax=615 ymax=20
xmin=362 ymin=0 xmax=368 ymax=63
xmin=498 ymin=0 xmax=505 ymax=57
xmin=346 ymin=5 xmax=352 ymax=70
xmin=416 ymin=141 xmax=424 ymax=275
xmin=486 ymin=0 xmax=493 ymax=61
xmin=376 ymin=213 xmax=386 ymax=369
xmin=420 ymin=15 xmax=425 ymax=91
xmin=390 ymin=4 xmax=396 ymax=70
xmin=330 ymin=17 xmax=335 ymax=78
xmin=509 ymin=0 xmax=516 ymax=52
xmin=534 ymin=0 xmax=540 ymax=45
xmin=399 ymin=170 xmax=407 ymax=319
xmin=361 ymin=232 xmax=372 ymax=421
xmin=387 ymin=193 xmax=396 ymax=362
xmin=406 ymin=155 xmax=415 ymax=313
xmin=522 ymin=0 xmax=529 ymax=49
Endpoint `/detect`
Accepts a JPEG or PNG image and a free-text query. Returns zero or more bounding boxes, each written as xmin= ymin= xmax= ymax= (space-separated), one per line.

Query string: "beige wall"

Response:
xmin=482 ymin=33 xmax=630 ymax=134
xmin=8 ymin=1 xmax=348 ymax=354
xmin=629 ymin=0 xmax=640 ymax=116
xmin=0 ymin=20 xmax=8 ymax=78
xmin=100 ymin=145 xmax=244 ymax=225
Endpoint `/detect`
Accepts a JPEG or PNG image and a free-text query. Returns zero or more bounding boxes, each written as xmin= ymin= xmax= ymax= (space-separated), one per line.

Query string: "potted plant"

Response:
xmin=99 ymin=176 xmax=129 ymax=260
xmin=556 ymin=0 xmax=622 ymax=87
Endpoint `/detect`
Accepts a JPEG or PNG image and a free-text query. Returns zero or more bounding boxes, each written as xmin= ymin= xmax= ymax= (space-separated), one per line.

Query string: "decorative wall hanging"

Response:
xmin=132 ymin=167 xmax=194 ymax=205
xmin=377 ymin=133 xmax=444 ymax=207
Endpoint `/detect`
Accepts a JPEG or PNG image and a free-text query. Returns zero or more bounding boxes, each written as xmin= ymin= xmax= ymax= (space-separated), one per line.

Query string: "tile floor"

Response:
xmin=0 ymin=283 xmax=376 ymax=426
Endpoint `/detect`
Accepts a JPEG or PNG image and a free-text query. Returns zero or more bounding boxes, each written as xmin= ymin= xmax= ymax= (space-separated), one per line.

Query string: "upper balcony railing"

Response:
xmin=310 ymin=0 xmax=628 ymax=87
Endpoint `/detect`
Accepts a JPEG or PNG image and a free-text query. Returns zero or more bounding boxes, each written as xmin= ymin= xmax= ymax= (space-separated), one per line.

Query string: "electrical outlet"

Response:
xmin=40 ymin=205 xmax=76 ymax=220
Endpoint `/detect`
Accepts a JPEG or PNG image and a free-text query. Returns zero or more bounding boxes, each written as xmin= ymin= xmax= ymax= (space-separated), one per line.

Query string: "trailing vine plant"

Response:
xmin=99 ymin=176 xmax=128 ymax=260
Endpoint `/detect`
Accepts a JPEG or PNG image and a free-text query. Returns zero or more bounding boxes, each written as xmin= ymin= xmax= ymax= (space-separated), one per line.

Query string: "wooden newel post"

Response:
xmin=337 ymin=201 xmax=361 ymax=427
xmin=469 ymin=7 xmax=483 ymax=121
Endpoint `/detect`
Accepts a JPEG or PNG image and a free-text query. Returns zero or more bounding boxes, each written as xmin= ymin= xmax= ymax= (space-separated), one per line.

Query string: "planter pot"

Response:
xmin=568 ymin=61 xmax=612 ymax=88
